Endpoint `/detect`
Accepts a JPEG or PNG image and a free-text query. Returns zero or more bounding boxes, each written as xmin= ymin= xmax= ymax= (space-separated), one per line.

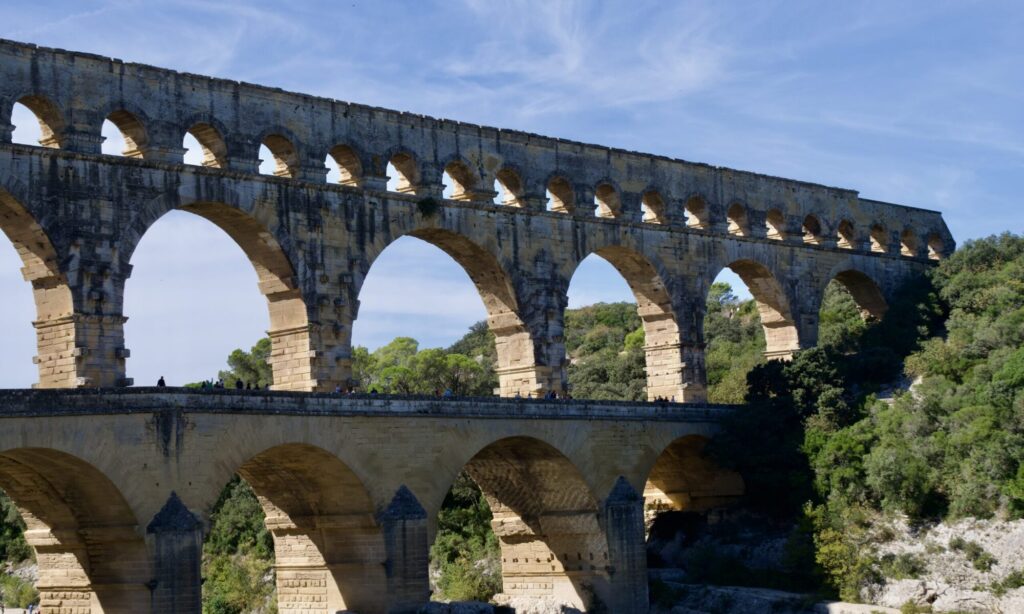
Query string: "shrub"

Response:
xmin=879 ymin=552 xmax=927 ymax=580
xmin=949 ymin=537 xmax=997 ymax=572
xmin=0 ymin=573 xmax=38 ymax=608
xmin=992 ymin=569 xmax=1024 ymax=596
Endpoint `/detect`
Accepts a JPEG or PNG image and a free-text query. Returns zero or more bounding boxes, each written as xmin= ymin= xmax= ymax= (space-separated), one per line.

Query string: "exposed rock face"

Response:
xmin=866 ymin=517 xmax=1024 ymax=612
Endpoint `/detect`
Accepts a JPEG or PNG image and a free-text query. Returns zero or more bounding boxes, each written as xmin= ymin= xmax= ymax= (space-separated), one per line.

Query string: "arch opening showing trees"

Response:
xmin=719 ymin=260 xmax=798 ymax=362
xmin=352 ymin=232 xmax=522 ymax=398
xmin=0 ymin=449 xmax=151 ymax=611
xmin=566 ymin=248 xmax=691 ymax=401
xmin=201 ymin=444 xmax=386 ymax=613
xmin=437 ymin=437 xmax=607 ymax=609
xmin=701 ymin=270 xmax=766 ymax=403
xmin=124 ymin=205 xmax=309 ymax=390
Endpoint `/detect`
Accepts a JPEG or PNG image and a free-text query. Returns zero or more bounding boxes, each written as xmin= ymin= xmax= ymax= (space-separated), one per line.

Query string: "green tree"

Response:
xmin=202 ymin=477 xmax=275 ymax=614
xmin=218 ymin=338 xmax=273 ymax=388
xmin=430 ymin=473 xmax=501 ymax=601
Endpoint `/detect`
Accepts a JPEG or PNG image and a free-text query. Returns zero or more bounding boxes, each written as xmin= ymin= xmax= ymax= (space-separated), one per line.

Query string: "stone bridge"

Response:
xmin=0 ymin=39 xmax=953 ymax=400
xmin=0 ymin=389 xmax=741 ymax=613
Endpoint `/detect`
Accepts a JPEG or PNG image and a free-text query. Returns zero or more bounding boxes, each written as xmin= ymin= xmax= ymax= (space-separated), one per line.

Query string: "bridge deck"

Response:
xmin=0 ymin=388 xmax=735 ymax=421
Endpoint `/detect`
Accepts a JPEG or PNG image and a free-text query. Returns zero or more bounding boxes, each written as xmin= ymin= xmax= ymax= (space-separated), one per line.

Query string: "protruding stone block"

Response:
xmin=146 ymin=492 xmax=203 ymax=614
xmin=377 ymin=486 xmax=429 ymax=613
xmin=603 ymin=477 xmax=649 ymax=614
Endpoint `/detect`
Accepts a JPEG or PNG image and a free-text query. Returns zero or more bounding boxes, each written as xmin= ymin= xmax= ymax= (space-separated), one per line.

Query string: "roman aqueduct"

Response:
xmin=0 ymin=39 xmax=952 ymax=613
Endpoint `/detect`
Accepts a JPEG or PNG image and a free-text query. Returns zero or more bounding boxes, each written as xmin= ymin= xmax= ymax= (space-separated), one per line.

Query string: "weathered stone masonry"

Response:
xmin=0 ymin=389 xmax=743 ymax=614
xmin=0 ymin=39 xmax=952 ymax=400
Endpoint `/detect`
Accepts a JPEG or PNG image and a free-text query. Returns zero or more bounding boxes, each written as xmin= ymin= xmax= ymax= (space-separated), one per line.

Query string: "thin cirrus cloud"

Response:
xmin=1 ymin=1 xmax=1022 ymax=388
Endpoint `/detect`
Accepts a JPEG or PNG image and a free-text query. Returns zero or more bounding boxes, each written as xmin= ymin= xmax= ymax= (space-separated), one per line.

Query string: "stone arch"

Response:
xmin=641 ymin=189 xmax=667 ymax=224
xmin=802 ymin=214 xmax=824 ymax=245
xmin=573 ymin=245 xmax=695 ymax=401
xmin=0 ymin=186 xmax=76 ymax=387
xmin=900 ymin=228 xmax=918 ymax=257
xmin=594 ymin=182 xmax=620 ymax=218
xmin=546 ymin=175 xmax=575 ymax=214
xmin=829 ymin=268 xmax=888 ymax=320
xmin=642 ymin=435 xmax=744 ymax=523
xmin=927 ymin=232 xmax=945 ymax=260
xmin=11 ymin=94 xmax=65 ymax=148
xmin=726 ymin=202 xmax=749 ymax=236
xmin=102 ymin=108 xmax=150 ymax=158
xmin=495 ymin=167 xmax=525 ymax=206
xmin=259 ymin=130 xmax=300 ymax=178
xmin=718 ymin=259 xmax=799 ymax=359
xmin=183 ymin=117 xmax=230 ymax=168
xmin=685 ymin=195 xmax=710 ymax=229
xmin=870 ymin=223 xmax=888 ymax=253
xmin=360 ymin=227 xmax=543 ymax=397
xmin=387 ymin=149 xmax=421 ymax=194
xmin=456 ymin=436 xmax=608 ymax=610
xmin=0 ymin=448 xmax=151 ymax=612
xmin=837 ymin=219 xmax=856 ymax=249
xmin=765 ymin=208 xmax=785 ymax=240
xmin=442 ymin=157 xmax=481 ymax=201
xmin=234 ymin=443 xmax=387 ymax=614
xmin=328 ymin=143 xmax=363 ymax=186
xmin=127 ymin=198 xmax=315 ymax=391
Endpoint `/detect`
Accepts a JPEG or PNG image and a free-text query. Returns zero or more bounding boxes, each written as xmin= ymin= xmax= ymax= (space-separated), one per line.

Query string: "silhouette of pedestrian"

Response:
xmin=235 ymin=379 xmax=244 ymax=390
xmin=157 ymin=376 xmax=166 ymax=387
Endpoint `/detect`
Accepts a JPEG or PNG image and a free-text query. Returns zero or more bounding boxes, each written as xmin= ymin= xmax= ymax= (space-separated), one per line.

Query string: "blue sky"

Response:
xmin=0 ymin=1 xmax=1021 ymax=387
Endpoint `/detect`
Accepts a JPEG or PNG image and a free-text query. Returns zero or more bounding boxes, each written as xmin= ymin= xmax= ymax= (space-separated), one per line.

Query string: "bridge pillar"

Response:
xmin=146 ymin=493 xmax=203 ymax=614
xmin=603 ymin=477 xmax=649 ymax=614
xmin=573 ymin=184 xmax=597 ymax=218
xmin=510 ymin=277 xmax=569 ymax=397
xmin=266 ymin=512 xmax=387 ymax=614
xmin=378 ymin=486 xmax=430 ymax=612
xmin=33 ymin=313 xmax=129 ymax=388
xmin=28 ymin=529 xmax=96 ymax=614
xmin=486 ymin=504 xmax=610 ymax=610
xmin=620 ymin=191 xmax=643 ymax=223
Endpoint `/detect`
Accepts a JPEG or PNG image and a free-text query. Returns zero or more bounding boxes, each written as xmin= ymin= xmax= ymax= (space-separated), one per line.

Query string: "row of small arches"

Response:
xmin=8 ymin=96 xmax=943 ymax=259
